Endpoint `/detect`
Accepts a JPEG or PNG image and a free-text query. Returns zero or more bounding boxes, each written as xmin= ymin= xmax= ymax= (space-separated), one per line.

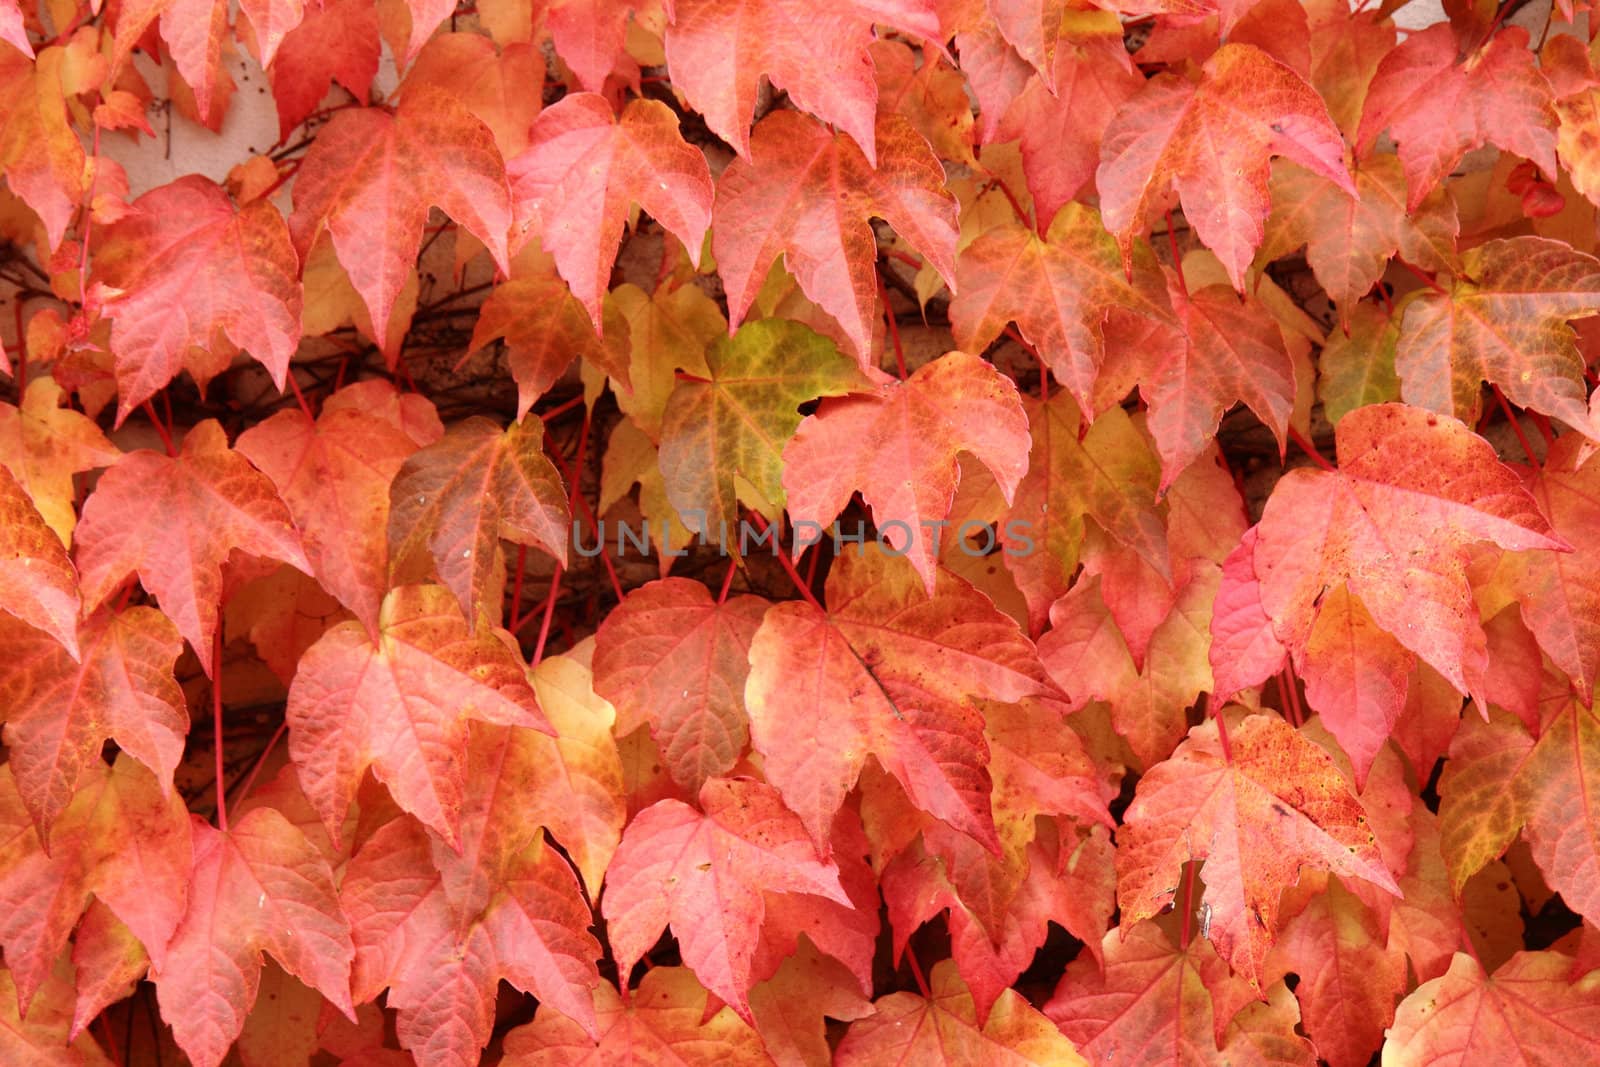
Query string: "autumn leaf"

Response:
xmin=152 ymin=807 xmax=355 ymax=1067
xmin=1047 ymin=921 xmax=1317 ymax=1065
xmin=713 ymin=109 xmax=958 ymax=361
xmin=0 ymin=377 xmax=120 ymax=545
xmin=285 ymin=583 xmax=552 ymax=846
xmin=500 ymin=966 xmax=772 ymax=1065
xmin=1384 ymin=951 xmax=1600 ymax=1065
xmin=468 ymin=275 xmax=628 ymax=421
xmin=0 ymin=465 xmax=81 ymax=658
xmin=601 ymin=777 xmax=851 ymax=1019
xmin=0 ymin=757 xmax=190 ymax=1012
xmin=267 ymin=0 xmax=380 ymax=139
xmin=386 ymin=415 xmax=568 ymax=621
xmin=1247 ymin=404 xmax=1565 ymax=770
xmin=0 ymin=46 xmax=87 ymax=248
xmin=745 ymin=544 xmax=1063 ymax=853
xmin=401 ymin=33 xmax=543 ymax=158
xmin=1358 ymin=25 xmax=1557 ymax=210
xmin=288 ymin=88 xmax=511 ymax=350
xmin=835 ymin=958 xmax=1087 ymax=1065
xmin=1098 ymin=42 xmax=1353 ymax=289
xmin=74 ymin=420 xmax=309 ymax=676
xmin=662 ymin=0 xmax=941 ymax=163
xmin=237 ymin=394 xmax=434 ymax=632
xmin=592 ymin=578 xmax=768 ymax=793
xmin=0 ymin=608 xmax=185 ymax=838
xmin=948 ymin=205 xmax=1173 ymax=409
xmin=658 ymin=318 xmax=866 ymax=543
xmin=1116 ymin=713 xmax=1401 ymax=988
xmin=1393 ymin=236 xmax=1600 ymax=435
xmin=0 ymin=953 xmax=115 ymax=1065
xmin=341 ymin=775 xmax=604 ymax=1063
xmin=782 ymin=350 xmax=1030 ymax=592
xmin=1260 ymin=155 xmax=1458 ymax=317
xmin=996 ymin=11 xmax=1142 ymax=230
xmin=508 ymin=94 xmax=710 ymax=330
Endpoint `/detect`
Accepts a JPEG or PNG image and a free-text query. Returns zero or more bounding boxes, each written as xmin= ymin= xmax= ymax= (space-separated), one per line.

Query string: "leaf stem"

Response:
xmin=1207 ymin=694 xmax=1234 ymax=764
xmin=143 ymin=400 xmax=177 ymax=456
xmin=1164 ymin=209 xmax=1188 ymax=299
xmin=749 ymin=512 xmax=824 ymax=611
xmin=1280 ymin=666 xmax=1305 ymax=728
xmin=1492 ymin=386 xmax=1541 ymax=469
xmin=1178 ymin=862 xmax=1198 ymax=947
xmin=1395 ymin=257 xmax=1447 ymax=295
xmin=877 ymin=269 xmax=908 ymax=380
xmin=508 ymin=544 xmax=528 ymax=630
xmin=986 ymin=176 xmax=1030 ymax=231
xmin=905 ymin=943 xmax=932 ymax=998
xmin=231 ymin=719 xmax=288 ymax=811
xmin=1287 ymin=425 xmax=1335 ymax=471
xmin=286 ymin=372 xmax=314 ymax=419
xmin=532 ymin=564 xmax=563 ymax=664
xmin=212 ymin=629 xmax=228 ymax=832
xmin=717 ymin=558 xmax=738 ymax=604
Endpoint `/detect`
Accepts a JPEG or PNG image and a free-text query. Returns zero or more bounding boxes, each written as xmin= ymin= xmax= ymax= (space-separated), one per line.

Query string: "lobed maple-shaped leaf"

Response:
xmin=1384 ymin=951 xmax=1600 ymax=1065
xmin=153 ymin=807 xmax=355 ymax=1067
xmin=0 ymin=953 xmax=115 ymax=1066
xmin=1116 ymin=713 xmax=1400 ymax=988
xmin=0 ymin=757 xmax=190 ymax=1013
xmin=89 ymin=176 xmax=302 ymax=423
xmin=74 ymin=420 xmax=309 ymax=676
xmin=285 ymin=583 xmax=552 ymax=847
xmin=342 ymin=805 xmax=603 ymax=1063
xmin=1047 ymin=921 xmax=1317 ymax=1066
xmin=1209 ymin=527 xmax=1289 ymax=705
xmin=267 ymin=0 xmax=380 ymax=139
xmin=601 ymin=777 xmax=850 ymax=1020
xmin=1263 ymin=878 xmax=1406 ymax=1067
xmin=1242 ymin=404 xmax=1564 ymax=775
xmin=1001 ymin=397 xmax=1168 ymax=634
xmin=996 ymin=11 xmax=1142 ymax=230
xmin=1358 ymin=25 xmax=1557 ymax=210
xmin=605 ymin=281 xmax=725 ymax=440
xmin=1394 ymin=236 xmax=1600 ymax=435
xmin=1318 ymin=301 xmax=1402 ymax=424
xmin=0 ymin=47 xmax=87 ymax=249
xmin=1098 ymin=42 xmax=1352 ymax=289
xmin=782 ymin=351 xmax=1030 ymax=592
xmin=1136 ymin=281 xmax=1297 ymax=490
xmin=592 ymin=578 xmax=768 ymax=793
xmin=237 ymin=397 xmax=435 ymax=633
xmin=0 ymin=608 xmax=185 ymax=838
xmin=746 ymin=545 xmax=1062 ymax=853
xmin=835 ymin=958 xmax=1086 ymax=1065
xmin=401 ymin=34 xmax=544 ymax=158
xmin=468 ymin=275 xmax=627 ymax=422
xmin=1507 ymin=435 xmax=1600 ymax=700
xmin=662 ymin=0 xmax=940 ymax=163
xmin=1260 ymin=155 xmax=1458 ymax=318
xmin=949 ymin=206 xmax=1174 ymax=410
xmin=713 ymin=109 xmax=958 ymax=361
xmin=289 ymin=88 xmax=511 ymax=351
xmin=508 ymin=94 xmax=712 ymax=327
xmin=1039 ymin=569 xmax=1216 ymax=769
xmin=1510 ymin=697 xmax=1600 ymax=929
xmin=0 ymin=465 xmax=81 ymax=658
xmin=658 ymin=318 xmax=866 ymax=544
xmin=500 ymin=965 xmax=772 ymax=1065
xmin=387 ymin=416 xmax=568 ymax=622
xmin=748 ymin=939 xmax=876 ymax=1067
xmin=0 ymin=378 xmax=121 ymax=545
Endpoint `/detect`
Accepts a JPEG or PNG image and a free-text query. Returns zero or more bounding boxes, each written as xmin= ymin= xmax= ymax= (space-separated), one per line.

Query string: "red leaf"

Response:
xmin=746 ymin=545 xmax=1062 ymax=853
xmin=713 ymin=109 xmax=958 ymax=361
xmin=509 ymin=94 xmax=712 ymax=327
xmin=1098 ymin=42 xmax=1352 ymax=289
xmin=386 ymin=416 xmax=569 ymax=622
xmin=74 ymin=420 xmax=309 ymax=676
xmin=288 ymin=89 xmax=511 ymax=352
xmin=0 ymin=607 xmax=185 ymax=838
xmin=601 ymin=777 xmax=850 ymax=1019
xmin=592 ymin=578 xmax=768 ymax=793
xmin=285 ymin=584 xmax=552 ymax=847
xmin=1358 ymin=25 xmax=1557 ymax=210
xmin=268 ymin=0 xmax=380 ymax=140
xmin=781 ymin=351 xmax=1030 ymax=593
xmin=153 ymin=807 xmax=355 ymax=1067
xmin=662 ymin=0 xmax=941 ymax=163
xmin=1116 ymin=713 xmax=1400 ymax=988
